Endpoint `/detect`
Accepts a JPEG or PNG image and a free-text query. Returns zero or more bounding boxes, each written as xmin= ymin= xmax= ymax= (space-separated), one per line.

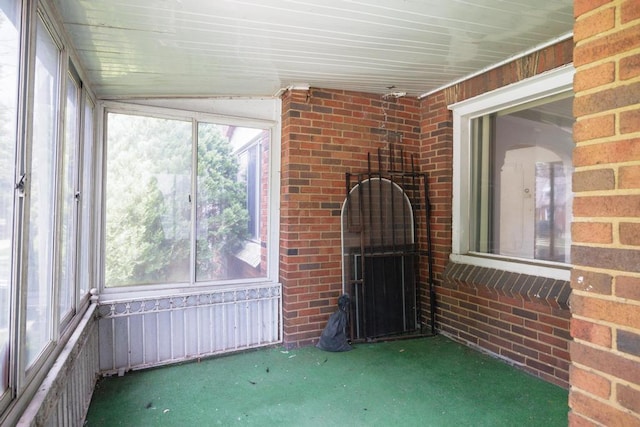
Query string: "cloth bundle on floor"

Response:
xmin=316 ymin=294 xmax=352 ymax=352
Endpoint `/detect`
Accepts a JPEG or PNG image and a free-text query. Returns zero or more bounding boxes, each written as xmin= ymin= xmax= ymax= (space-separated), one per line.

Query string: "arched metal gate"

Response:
xmin=341 ymin=149 xmax=435 ymax=341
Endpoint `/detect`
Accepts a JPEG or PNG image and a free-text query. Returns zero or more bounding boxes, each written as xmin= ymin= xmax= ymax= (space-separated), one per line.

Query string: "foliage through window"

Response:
xmin=104 ymin=112 xmax=269 ymax=287
xmin=0 ymin=0 xmax=20 ymax=396
xmin=1 ymin=2 xmax=97 ymax=418
xmin=25 ymin=15 xmax=61 ymax=368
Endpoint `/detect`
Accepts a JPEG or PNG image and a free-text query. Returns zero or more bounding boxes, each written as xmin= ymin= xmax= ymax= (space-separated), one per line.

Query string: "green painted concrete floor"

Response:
xmin=85 ymin=335 xmax=568 ymax=426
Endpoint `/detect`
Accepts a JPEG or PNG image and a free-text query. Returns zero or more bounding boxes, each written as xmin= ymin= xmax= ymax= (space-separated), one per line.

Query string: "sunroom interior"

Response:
xmin=2 ymin=0 xmax=640 ymax=425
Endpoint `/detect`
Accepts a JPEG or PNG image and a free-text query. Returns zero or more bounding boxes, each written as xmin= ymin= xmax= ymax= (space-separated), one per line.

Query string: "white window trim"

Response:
xmin=96 ymin=100 xmax=282 ymax=300
xmin=449 ymin=65 xmax=574 ymax=281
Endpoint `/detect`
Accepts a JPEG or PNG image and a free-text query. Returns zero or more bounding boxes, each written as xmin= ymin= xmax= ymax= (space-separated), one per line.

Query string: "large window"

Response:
xmin=104 ymin=110 xmax=271 ymax=288
xmin=25 ymin=14 xmax=61 ymax=368
xmin=450 ymin=66 xmax=574 ymax=279
xmin=469 ymin=95 xmax=573 ymax=263
xmin=58 ymin=68 xmax=81 ymax=327
xmin=0 ymin=2 xmax=97 ymax=417
xmin=0 ymin=0 xmax=20 ymax=398
xmin=105 ymin=113 xmax=192 ymax=286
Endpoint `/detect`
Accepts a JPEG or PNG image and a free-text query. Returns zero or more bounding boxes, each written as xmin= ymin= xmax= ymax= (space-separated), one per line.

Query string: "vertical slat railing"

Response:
xmin=18 ymin=301 xmax=100 ymax=426
xmin=97 ymin=283 xmax=281 ymax=374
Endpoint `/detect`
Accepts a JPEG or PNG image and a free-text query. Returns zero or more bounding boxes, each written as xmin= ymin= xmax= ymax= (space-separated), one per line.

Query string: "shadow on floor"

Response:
xmin=85 ymin=335 xmax=568 ymax=426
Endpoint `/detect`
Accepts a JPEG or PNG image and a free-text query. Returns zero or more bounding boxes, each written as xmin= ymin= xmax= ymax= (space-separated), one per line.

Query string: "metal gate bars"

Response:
xmin=342 ymin=148 xmax=435 ymax=341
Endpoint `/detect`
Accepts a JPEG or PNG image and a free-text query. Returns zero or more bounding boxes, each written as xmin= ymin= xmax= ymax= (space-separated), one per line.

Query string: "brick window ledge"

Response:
xmin=442 ymin=261 xmax=571 ymax=310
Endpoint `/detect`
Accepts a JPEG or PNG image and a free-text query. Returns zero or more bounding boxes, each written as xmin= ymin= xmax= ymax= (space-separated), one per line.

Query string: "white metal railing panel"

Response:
xmin=97 ymin=283 xmax=282 ymax=373
xmin=17 ymin=303 xmax=99 ymax=427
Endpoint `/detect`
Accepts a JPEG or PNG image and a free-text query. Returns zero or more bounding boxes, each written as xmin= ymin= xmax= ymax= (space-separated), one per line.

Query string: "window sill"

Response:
xmin=444 ymin=255 xmax=571 ymax=310
xmin=449 ymin=253 xmax=570 ymax=281
xmin=97 ymin=280 xmax=281 ymax=304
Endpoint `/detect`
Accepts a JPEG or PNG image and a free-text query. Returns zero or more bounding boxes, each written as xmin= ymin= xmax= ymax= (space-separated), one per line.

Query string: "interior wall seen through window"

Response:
xmin=470 ymin=94 xmax=574 ymax=263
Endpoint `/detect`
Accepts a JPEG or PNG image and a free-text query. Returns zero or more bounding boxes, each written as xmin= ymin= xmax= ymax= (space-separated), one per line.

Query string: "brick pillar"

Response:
xmin=279 ymin=88 xmax=421 ymax=347
xmin=569 ymin=0 xmax=640 ymax=424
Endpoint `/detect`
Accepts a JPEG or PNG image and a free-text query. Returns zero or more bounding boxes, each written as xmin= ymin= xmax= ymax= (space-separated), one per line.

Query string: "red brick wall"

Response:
xmin=280 ymin=88 xmax=421 ymax=346
xmin=569 ymin=0 xmax=640 ymax=424
xmin=278 ymin=42 xmax=578 ymax=387
xmin=276 ymin=2 xmax=640 ymax=419
xmin=417 ymin=90 xmax=452 ymax=323
xmin=419 ymin=39 xmax=575 ymax=388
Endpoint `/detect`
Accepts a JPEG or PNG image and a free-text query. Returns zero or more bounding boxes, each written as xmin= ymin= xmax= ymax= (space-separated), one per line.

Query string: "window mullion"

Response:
xmin=22 ymin=11 xmax=62 ymax=375
xmin=190 ymin=120 xmax=198 ymax=286
xmin=470 ymin=115 xmax=492 ymax=253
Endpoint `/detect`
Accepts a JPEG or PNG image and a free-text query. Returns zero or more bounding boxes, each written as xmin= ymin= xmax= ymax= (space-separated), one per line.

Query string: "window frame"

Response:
xmin=58 ymin=63 xmax=83 ymax=330
xmin=235 ymin=134 xmax=263 ymax=242
xmin=0 ymin=0 xmax=23 ymax=411
xmin=449 ymin=65 xmax=574 ymax=281
xmin=78 ymin=93 xmax=96 ymax=302
xmin=22 ymin=6 xmax=64 ymax=377
xmin=97 ymin=101 xmax=281 ymax=298
xmin=0 ymin=0 xmax=98 ymax=419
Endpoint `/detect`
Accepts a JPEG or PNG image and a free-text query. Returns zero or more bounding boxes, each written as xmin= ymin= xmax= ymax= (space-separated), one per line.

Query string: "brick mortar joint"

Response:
xmin=569 ymin=386 xmax=629 ymax=416
xmin=574 ymin=41 xmax=631 ymax=61
xmin=573 ymin=189 xmax=640 ymax=197
xmin=572 ymin=290 xmax=640 ymax=308
xmin=574 ymin=84 xmax=640 ymax=105
xmin=573 ymin=71 xmax=640 ymax=94
xmin=573 ymin=17 xmax=640 ymax=42
xmin=573 ymin=135 xmax=640 ymax=148
xmin=573 ymin=263 xmax=640 ymax=278
xmin=575 ymin=161 xmax=640 ymax=172
xmin=573 ymin=230 xmax=639 ymax=244
xmin=573 ymin=2 xmax=616 ymax=20
xmin=572 ymin=344 xmax=640 ymax=376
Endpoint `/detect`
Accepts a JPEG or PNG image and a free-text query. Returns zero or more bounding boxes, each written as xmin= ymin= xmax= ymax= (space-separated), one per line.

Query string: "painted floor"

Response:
xmin=85 ymin=335 xmax=568 ymax=426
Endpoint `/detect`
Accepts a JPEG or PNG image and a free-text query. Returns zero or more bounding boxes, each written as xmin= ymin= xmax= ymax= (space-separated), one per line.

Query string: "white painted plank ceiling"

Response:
xmin=53 ymin=0 xmax=573 ymax=99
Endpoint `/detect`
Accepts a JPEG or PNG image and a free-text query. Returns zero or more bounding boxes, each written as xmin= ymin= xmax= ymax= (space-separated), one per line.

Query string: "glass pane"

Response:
xmin=470 ymin=95 xmax=573 ymax=263
xmin=245 ymin=145 xmax=259 ymax=239
xmin=0 ymin=0 xmax=20 ymax=394
xmin=78 ymin=97 xmax=94 ymax=297
xmin=26 ymin=17 xmax=60 ymax=367
xmin=59 ymin=74 xmax=79 ymax=322
xmin=534 ymin=162 xmax=568 ymax=262
xmin=196 ymin=123 xmax=268 ymax=281
xmin=105 ymin=113 xmax=191 ymax=287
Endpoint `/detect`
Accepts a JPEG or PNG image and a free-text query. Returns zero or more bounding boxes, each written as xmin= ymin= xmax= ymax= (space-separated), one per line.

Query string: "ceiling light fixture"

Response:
xmin=382 ymin=91 xmax=406 ymax=99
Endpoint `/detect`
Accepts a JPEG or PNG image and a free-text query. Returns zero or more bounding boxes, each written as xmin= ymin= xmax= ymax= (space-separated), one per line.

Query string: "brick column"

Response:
xmin=279 ymin=88 xmax=421 ymax=346
xmin=569 ymin=0 xmax=640 ymax=424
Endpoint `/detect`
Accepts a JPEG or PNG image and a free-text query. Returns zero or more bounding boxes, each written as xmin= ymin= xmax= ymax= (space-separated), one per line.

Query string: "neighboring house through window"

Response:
xmin=103 ymin=107 xmax=274 ymax=288
xmin=232 ymin=128 xmax=264 ymax=242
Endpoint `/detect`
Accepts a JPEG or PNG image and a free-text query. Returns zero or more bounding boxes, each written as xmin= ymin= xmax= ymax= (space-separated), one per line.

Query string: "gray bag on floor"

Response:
xmin=316 ymin=294 xmax=352 ymax=352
